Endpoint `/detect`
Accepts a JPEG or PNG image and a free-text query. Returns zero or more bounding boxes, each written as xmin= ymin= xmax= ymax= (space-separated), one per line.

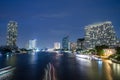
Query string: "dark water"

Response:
xmin=0 ymin=52 xmax=120 ymax=80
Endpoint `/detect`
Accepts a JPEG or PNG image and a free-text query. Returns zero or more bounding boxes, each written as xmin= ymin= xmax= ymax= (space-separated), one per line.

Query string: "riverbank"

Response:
xmin=99 ymin=55 xmax=120 ymax=64
xmin=108 ymin=54 xmax=120 ymax=64
xmin=110 ymin=58 xmax=120 ymax=64
xmin=76 ymin=54 xmax=102 ymax=61
xmin=100 ymin=55 xmax=120 ymax=64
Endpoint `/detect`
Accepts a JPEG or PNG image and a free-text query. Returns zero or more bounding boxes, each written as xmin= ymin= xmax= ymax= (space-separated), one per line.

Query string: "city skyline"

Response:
xmin=0 ymin=0 xmax=120 ymax=48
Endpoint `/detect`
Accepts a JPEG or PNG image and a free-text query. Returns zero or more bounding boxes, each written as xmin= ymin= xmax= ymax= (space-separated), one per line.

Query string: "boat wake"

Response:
xmin=43 ymin=63 xmax=57 ymax=80
xmin=0 ymin=66 xmax=15 ymax=80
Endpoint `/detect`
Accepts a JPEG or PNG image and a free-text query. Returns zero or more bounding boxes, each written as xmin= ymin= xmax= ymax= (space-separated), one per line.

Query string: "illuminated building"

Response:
xmin=103 ymin=49 xmax=116 ymax=56
xmin=7 ymin=21 xmax=18 ymax=47
xmin=28 ymin=39 xmax=37 ymax=49
xmin=77 ymin=38 xmax=85 ymax=50
xmin=54 ymin=42 xmax=61 ymax=49
xmin=117 ymin=40 xmax=120 ymax=47
xmin=62 ymin=36 xmax=69 ymax=50
xmin=70 ymin=42 xmax=77 ymax=51
xmin=85 ymin=21 xmax=118 ymax=49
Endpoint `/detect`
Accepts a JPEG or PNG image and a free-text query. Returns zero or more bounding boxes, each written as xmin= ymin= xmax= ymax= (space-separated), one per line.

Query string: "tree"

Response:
xmin=95 ymin=45 xmax=109 ymax=55
xmin=115 ymin=47 xmax=120 ymax=54
xmin=89 ymin=49 xmax=96 ymax=54
xmin=0 ymin=46 xmax=12 ymax=54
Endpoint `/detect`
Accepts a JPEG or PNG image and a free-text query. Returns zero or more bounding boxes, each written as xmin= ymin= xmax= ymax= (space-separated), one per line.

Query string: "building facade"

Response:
xmin=70 ymin=42 xmax=77 ymax=51
xmin=62 ymin=36 xmax=70 ymax=50
xmin=28 ymin=39 xmax=37 ymax=49
xmin=54 ymin=42 xmax=61 ymax=50
xmin=7 ymin=21 xmax=18 ymax=47
xmin=85 ymin=21 xmax=118 ymax=49
xmin=77 ymin=38 xmax=85 ymax=50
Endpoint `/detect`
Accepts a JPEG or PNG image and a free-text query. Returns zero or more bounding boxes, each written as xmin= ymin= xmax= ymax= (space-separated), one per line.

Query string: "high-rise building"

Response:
xmin=28 ymin=39 xmax=37 ymax=49
xmin=62 ymin=36 xmax=69 ymax=50
xmin=85 ymin=21 xmax=118 ymax=49
xmin=70 ymin=42 xmax=77 ymax=51
xmin=25 ymin=41 xmax=29 ymax=49
xmin=77 ymin=38 xmax=85 ymax=50
xmin=7 ymin=21 xmax=18 ymax=47
xmin=54 ymin=42 xmax=61 ymax=50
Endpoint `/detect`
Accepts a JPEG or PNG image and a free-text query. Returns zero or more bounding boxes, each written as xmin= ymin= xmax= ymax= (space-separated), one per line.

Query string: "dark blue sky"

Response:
xmin=0 ymin=0 xmax=120 ymax=48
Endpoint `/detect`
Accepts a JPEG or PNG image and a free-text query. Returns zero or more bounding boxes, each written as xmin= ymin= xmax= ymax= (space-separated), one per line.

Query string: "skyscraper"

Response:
xmin=70 ymin=42 xmax=77 ymax=51
xmin=85 ymin=21 xmax=118 ymax=49
xmin=77 ymin=38 xmax=85 ymax=50
xmin=62 ymin=36 xmax=70 ymax=50
xmin=54 ymin=42 xmax=61 ymax=50
xmin=7 ymin=21 xmax=18 ymax=48
xmin=28 ymin=39 xmax=37 ymax=49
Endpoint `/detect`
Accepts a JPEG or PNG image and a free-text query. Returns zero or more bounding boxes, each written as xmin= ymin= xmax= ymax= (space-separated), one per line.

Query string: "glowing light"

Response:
xmin=103 ymin=49 xmax=116 ymax=56
xmin=7 ymin=54 xmax=9 ymax=57
xmin=76 ymin=54 xmax=92 ymax=60
xmin=36 ymin=48 xmax=40 ymax=52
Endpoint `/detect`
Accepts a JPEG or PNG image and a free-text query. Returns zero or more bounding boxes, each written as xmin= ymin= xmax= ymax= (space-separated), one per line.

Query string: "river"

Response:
xmin=0 ymin=52 xmax=120 ymax=80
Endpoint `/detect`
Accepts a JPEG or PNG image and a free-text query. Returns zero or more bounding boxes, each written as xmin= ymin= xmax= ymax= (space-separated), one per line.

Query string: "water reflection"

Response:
xmin=97 ymin=61 xmax=102 ymax=78
xmin=30 ymin=52 xmax=37 ymax=64
xmin=103 ymin=60 xmax=120 ymax=80
xmin=76 ymin=57 xmax=92 ymax=67
xmin=5 ymin=54 xmax=16 ymax=66
xmin=76 ymin=57 xmax=120 ymax=80
xmin=112 ymin=63 xmax=120 ymax=77
xmin=103 ymin=60 xmax=113 ymax=80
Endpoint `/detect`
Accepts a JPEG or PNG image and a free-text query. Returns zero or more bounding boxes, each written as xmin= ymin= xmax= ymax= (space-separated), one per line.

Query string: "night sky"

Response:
xmin=0 ymin=0 xmax=120 ymax=48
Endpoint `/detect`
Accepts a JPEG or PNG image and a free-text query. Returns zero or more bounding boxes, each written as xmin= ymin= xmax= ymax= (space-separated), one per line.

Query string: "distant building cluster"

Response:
xmin=85 ymin=21 xmax=118 ymax=49
xmin=28 ymin=39 xmax=37 ymax=50
xmin=7 ymin=21 xmax=18 ymax=48
xmin=56 ymin=21 xmax=119 ymax=51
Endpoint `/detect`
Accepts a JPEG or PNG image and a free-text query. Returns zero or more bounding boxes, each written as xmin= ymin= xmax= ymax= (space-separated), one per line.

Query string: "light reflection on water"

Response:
xmin=76 ymin=57 xmax=92 ymax=67
xmin=112 ymin=62 xmax=120 ymax=76
xmin=103 ymin=60 xmax=120 ymax=80
xmin=103 ymin=60 xmax=113 ymax=80
xmin=30 ymin=52 xmax=38 ymax=64
xmin=5 ymin=54 xmax=16 ymax=66
xmin=76 ymin=57 xmax=120 ymax=80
